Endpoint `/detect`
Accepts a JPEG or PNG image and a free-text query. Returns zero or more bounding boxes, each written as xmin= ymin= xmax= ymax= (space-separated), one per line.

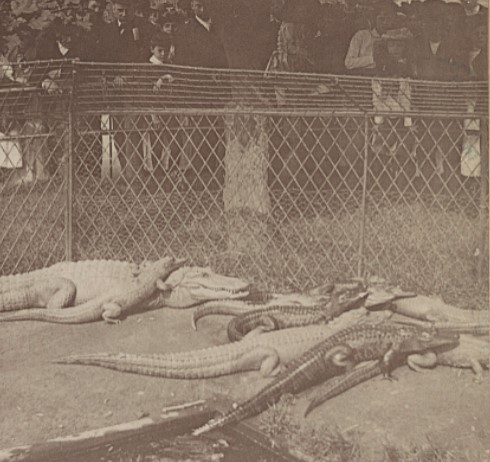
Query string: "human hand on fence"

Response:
xmin=42 ymin=78 xmax=62 ymax=95
xmin=153 ymin=74 xmax=175 ymax=92
xmin=113 ymin=76 xmax=126 ymax=88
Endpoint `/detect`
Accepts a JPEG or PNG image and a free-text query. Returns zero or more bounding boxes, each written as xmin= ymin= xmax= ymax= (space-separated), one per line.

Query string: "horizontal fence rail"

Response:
xmin=0 ymin=61 xmax=488 ymax=307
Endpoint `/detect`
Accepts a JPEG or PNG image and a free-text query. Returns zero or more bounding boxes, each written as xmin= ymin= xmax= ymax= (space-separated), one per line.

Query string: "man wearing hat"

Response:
xmin=97 ymin=0 xmax=150 ymax=63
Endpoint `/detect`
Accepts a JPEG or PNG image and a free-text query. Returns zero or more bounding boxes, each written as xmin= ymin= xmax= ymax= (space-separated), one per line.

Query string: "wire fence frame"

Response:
xmin=0 ymin=61 xmax=488 ymax=302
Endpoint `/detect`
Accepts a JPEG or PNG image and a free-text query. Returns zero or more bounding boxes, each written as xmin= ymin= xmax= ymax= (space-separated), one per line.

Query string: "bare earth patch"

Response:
xmin=1 ymin=307 xmax=489 ymax=459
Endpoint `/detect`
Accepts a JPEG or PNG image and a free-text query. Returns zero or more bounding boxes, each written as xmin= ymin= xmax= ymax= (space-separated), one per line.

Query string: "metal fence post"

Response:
xmin=357 ymin=115 xmax=369 ymax=279
xmin=64 ymin=63 xmax=75 ymax=261
xmin=478 ymin=117 xmax=488 ymax=282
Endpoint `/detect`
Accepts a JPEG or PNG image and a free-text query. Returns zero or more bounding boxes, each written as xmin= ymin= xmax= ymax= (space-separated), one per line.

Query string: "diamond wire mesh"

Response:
xmin=0 ymin=62 xmax=488 ymax=306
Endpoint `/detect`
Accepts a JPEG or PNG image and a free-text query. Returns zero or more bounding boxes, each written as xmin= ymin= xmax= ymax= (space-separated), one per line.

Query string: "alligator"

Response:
xmin=394 ymin=319 xmax=489 ymax=337
xmin=0 ymin=262 xmax=250 ymax=312
xmin=53 ymin=308 xmax=392 ymax=378
xmin=191 ymin=292 xmax=336 ymax=329
xmin=407 ymin=334 xmax=489 ymax=383
xmin=0 ymin=260 xmax=142 ymax=311
xmin=304 ymin=328 xmax=489 ymax=416
xmin=0 ymin=257 xmax=186 ymax=323
xmin=192 ymin=282 xmax=414 ymax=330
xmin=225 ymin=292 xmax=369 ymax=341
xmin=392 ymin=295 xmax=485 ymax=323
xmin=192 ymin=324 xmax=458 ymax=435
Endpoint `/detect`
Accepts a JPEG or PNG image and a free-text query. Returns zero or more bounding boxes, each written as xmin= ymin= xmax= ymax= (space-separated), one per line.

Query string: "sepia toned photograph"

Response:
xmin=0 ymin=0 xmax=488 ymax=460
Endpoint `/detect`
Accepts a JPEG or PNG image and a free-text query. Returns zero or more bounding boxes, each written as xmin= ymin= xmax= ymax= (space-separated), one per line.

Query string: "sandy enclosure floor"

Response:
xmin=1 ymin=307 xmax=489 ymax=458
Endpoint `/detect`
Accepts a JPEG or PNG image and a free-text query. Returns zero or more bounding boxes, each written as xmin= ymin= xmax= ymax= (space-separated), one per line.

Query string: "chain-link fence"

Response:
xmin=0 ymin=61 xmax=488 ymax=306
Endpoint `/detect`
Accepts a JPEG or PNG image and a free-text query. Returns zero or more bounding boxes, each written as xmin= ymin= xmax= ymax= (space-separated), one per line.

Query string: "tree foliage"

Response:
xmin=0 ymin=0 xmax=90 ymax=57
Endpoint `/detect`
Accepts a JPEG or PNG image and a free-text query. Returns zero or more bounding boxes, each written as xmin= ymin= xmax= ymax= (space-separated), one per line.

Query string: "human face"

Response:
xmin=162 ymin=22 xmax=175 ymax=34
xmin=461 ymin=0 xmax=478 ymax=10
xmin=191 ymin=0 xmax=208 ymax=20
xmin=151 ymin=45 xmax=167 ymax=62
xmin=472 ymin=24 xmax=487 ymax=49
xmin=59 ymin=33 xmax=73 ymax=49
xmin=387 ymin=40 xmax=406 ymax=60
xmin=112 ymin=2 xmax=132 ymax=23
xmin=88 ymin=0 xmax=102 ymax=13
xmin=149 ymin=9 xmax=159 ymax=25
xmin=374 ymin=12 xmax=390 ymax=35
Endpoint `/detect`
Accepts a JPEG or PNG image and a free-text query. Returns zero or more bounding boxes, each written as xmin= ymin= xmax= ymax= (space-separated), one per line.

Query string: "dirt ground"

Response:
xmin=1 ymin=307 xmax=489 ymax=459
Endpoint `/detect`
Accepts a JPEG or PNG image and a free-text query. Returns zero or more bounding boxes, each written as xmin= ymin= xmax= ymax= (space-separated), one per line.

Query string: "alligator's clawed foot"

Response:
xmin=381 ymin=372 xmax=398 ymax=382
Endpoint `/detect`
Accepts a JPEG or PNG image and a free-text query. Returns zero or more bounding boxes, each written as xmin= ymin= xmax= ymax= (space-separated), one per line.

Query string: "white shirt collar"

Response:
xmin=57 ymin=41 xmax=70 ymax=56
xmin=149 ymin=55 xmax=165 ymax=65
xmin=195 ymin=15 xmax=211 ymax=31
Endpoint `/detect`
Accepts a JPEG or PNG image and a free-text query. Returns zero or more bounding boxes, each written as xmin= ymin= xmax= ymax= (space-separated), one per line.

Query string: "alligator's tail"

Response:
xmin=304 ymin=360 xmax=381 ymax=417
xmin=0 ymin=307 xmax=96 ymax=323
xmin=53 ymin=347 xmax=275 ymax=379
xmin=192 ymin=301 xmax=253 ymax=329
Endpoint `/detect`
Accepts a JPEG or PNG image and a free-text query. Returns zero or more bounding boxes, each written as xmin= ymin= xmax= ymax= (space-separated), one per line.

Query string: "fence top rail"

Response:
xmin=0 ymin=60 xmax=487 ymax=116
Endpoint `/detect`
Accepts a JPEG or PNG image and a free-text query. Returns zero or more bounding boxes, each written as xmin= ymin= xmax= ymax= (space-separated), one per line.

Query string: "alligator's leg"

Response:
xmin=234 ymin=347 xmax=281 ymax=377
xmin=101 ymin=302 xmax=123 ymax=324
xmin=0 ymin=278 xmax=76 ymax=311
xmin=329 ymin=344 xmax=354 ymax=370
xmin=45 ymin=278 xmax=78 ymax=309
xmin=407 ymin=351 xmax=437 ymax=373
xmin=467 ymin=359 xmax=484 ymax=384
xmin=233 ymin=315 xmax=278 ymax=341
xmin=408 ymin=352 xmax=484 ymax=383
xmin=379 ymin=343 xmax=401 ymax=380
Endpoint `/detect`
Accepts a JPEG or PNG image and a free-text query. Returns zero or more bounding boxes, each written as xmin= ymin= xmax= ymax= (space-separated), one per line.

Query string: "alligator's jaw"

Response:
xmin=161 ymin=267 xmax=250 ymax=308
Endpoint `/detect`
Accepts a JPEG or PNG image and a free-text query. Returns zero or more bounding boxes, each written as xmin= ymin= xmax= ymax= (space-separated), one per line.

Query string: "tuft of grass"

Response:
xmin=258 ymin=394 xmax=361 ymax=461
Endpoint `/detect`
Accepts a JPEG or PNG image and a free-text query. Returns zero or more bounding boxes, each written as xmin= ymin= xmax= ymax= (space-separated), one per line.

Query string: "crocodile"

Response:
xmin=407 ymin=334 xmax=489 ymax=383
xmin=225 ymin=292 xmax=369 ymax=341
xmin=0 ymin=262 xmax=250 ymax=312
xmin=0 ymin=257 xmax=186 ymax=323
xmin=53 ymin=308 xmax=391 ymax=378
xmin=192 ymin=324 xmax=458 ymax=435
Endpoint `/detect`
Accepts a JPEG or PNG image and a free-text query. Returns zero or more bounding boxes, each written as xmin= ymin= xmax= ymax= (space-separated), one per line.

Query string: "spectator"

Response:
xmin=312 ymin=6 xmax=354 ymax=74
xmin=95 ymin=0 xmax=151 ymax=184
xmin=145 ymin=4 xmax=163 ymax=44
xmin=160 ymin=10 xmax=184 ymax=63
xmin=266 ymin=0 xmax=317 ymax=75
xmin=173 ymin=0 xmax=227 ymax=68
xmin=344 ymin=5 xmax=394 ymax=75
xmin=464 ymin=14 xmax=488 ymax=79
xmin=411 ymin=3 xmax=466 ymax=81
xmin=97 ymin=0 xmax=150 ymax=63
xmin=461 ymin=0 xmax=483 ymax=17
xmin=148 ymin=32 xmax=178 ymax=185
xmin=26 ymin=23 xmax=85 ymax=183
xmin=74 ymin=0 xmax=106 ymax=61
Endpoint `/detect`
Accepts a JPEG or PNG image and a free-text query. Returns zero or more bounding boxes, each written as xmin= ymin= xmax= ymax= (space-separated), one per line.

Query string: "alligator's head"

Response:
xmin=398 ymin=329 xmax=460 ymax=355
xmin=157 ymin=266 xmax=250 ymax=308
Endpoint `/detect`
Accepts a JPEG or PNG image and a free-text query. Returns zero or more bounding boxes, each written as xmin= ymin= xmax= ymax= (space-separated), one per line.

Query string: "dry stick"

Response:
xmin=161 ymin=399 xmax=206 ymax=414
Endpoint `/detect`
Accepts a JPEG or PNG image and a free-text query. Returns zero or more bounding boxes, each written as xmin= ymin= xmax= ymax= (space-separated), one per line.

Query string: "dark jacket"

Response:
xmin=174 ymin=17 xmax=227 ymax=69
xmin=96 ymin=18 xmax=151 ymax=63
xmin=412 ymin=36 xmax=468 ymax=81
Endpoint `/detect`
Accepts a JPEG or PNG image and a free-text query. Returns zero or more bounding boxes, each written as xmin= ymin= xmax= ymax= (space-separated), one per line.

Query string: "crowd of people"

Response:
xmin=1 ymin=0 xmax=487 ymax=86
xmin=0 ymin=0 xmax=487 ymax=188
